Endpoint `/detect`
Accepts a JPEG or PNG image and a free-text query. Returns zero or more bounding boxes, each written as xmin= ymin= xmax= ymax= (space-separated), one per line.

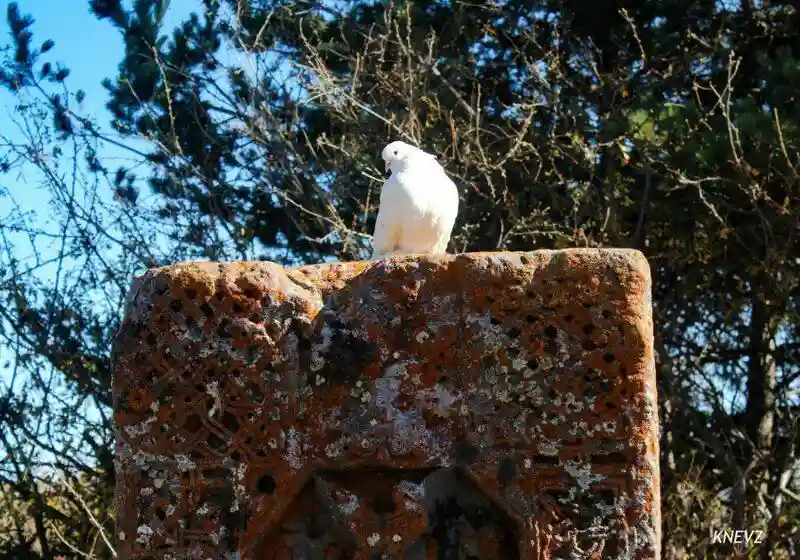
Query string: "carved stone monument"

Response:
xmin=112 ymin=249 xmax=660 ymax=559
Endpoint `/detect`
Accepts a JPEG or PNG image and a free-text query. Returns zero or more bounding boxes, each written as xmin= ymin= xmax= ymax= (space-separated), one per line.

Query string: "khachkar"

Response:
xmin=112 ymin=249 xmax=660 ymax=559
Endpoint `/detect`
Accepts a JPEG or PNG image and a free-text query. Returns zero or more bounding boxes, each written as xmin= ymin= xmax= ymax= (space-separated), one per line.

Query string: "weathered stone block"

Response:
xmin=112 ymin=249 xmax=660 ymax=559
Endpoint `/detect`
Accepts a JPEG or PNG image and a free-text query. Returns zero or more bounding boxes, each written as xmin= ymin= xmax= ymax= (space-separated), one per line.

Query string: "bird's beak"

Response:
xmin=384 ymin=160 xmax=390 ymax=173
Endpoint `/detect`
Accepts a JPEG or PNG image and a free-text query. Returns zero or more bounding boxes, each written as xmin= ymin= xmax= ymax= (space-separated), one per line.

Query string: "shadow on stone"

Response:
xmin=256 ymin=467 xmax=519 ymax=559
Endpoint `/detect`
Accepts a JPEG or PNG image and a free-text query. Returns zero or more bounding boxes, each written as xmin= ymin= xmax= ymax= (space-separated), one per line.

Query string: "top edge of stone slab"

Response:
xmin=129 ymin=248 xmax=649 ymax=284
xmin=117 ymin=248 xmax=650 ymax=321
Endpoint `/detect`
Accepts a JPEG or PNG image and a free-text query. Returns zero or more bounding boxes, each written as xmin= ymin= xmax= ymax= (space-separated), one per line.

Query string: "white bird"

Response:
xmin=371 ymin=141 xmax=460 ymax=260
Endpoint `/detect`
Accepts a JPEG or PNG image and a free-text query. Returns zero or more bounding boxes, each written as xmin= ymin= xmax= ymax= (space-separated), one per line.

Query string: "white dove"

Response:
xmin=371 ymin=141 xmax=460 ymax=260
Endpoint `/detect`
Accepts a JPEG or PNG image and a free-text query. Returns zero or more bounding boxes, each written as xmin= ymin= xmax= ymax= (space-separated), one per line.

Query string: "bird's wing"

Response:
xmin=429 ymin=168 xmax=460 ymax=253
xmin=371 ymin=177 xmax=401 ymax=259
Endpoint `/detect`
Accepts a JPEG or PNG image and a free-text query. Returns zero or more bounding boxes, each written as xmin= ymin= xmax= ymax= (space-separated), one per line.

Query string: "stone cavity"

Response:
xmin=112 ymin=249 xmax=660 ymax=559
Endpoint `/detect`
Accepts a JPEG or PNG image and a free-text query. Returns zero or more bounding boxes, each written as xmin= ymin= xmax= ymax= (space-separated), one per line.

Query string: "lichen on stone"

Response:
xmin=112 ymin=250 xmax=660 ymax=559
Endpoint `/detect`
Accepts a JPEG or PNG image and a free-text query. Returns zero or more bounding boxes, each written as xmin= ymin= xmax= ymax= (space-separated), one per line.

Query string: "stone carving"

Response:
xmin=112 ymin=250 xmax=660 ymax=559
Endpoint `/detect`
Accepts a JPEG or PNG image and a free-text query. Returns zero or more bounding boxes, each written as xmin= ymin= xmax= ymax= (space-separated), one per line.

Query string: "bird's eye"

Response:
xmin=393 ymin=150 xmax=399 ymax=156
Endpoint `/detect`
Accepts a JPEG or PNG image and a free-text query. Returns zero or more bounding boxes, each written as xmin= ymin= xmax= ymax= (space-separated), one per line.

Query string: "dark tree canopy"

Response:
xmin=0 ymin=0 xmax=798 ymax=557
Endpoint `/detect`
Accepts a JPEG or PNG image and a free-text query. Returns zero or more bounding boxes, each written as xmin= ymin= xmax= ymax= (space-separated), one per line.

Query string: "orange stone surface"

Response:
xmin=112 ymin=250 xmax=660 ymax=559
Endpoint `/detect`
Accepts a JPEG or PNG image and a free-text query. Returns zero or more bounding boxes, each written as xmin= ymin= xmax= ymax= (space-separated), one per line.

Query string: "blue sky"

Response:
xmin=9 ymin=0 xmax=125 ymax=105
xmin=5 ymin=0 xmax=199 ymax=119
xmin=2 ymin=0 xmax=308 ymax=267
xmin=0 ymin=0 xmax=205 ymax=465
xmin=1 ymin=0 xmax=201 ymax=222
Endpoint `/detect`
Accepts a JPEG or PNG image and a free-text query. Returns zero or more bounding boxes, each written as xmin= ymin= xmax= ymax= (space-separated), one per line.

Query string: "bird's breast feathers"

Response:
xmin=384 ymin=164 xmax=458 ymax=218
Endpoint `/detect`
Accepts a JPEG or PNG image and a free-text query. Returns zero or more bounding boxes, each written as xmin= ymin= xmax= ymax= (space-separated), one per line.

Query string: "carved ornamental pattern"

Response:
xmin=112 ymin=250 xmax=660 ymax=559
